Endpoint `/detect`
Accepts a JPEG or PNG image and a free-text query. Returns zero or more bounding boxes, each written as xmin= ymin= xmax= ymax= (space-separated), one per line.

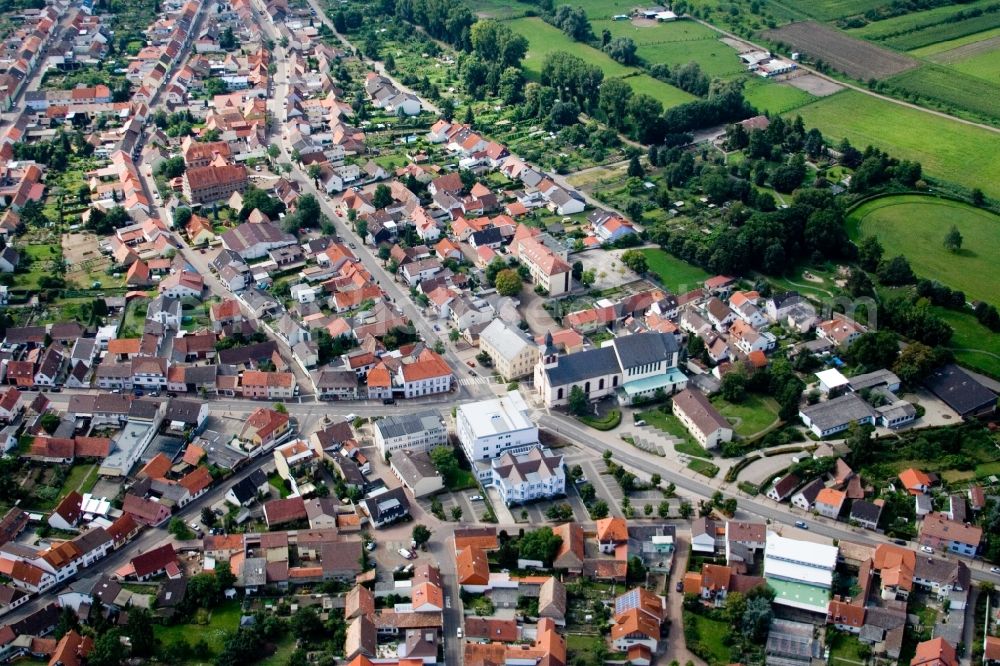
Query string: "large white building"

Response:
xmin=671 ymin=388 xmax=733 ymax=449
xmin=534 ymin=332 xmax=686 ymax=407
xmin=763 ymin=531 xmax=838 ymax=614
xmin=489 ymin=446 xmax=565 ymax=506
xmin=456 ymin=390 xmax=538 ymax=462
xmin=373 ymin=410 xmax=446 ymax=459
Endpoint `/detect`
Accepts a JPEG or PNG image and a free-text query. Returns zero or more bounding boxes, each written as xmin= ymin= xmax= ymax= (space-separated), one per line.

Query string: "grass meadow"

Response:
xmin=639 ymin=248 xmax=712 ymax=292
xmin=886 ymin=64 xmax=1000 ymax=123
xmin=509 ymin=17 xmax=694 ymax=107
xmin=847 ymin=194 xmax=1000 ymax=305
xmin=788 ymin=90 xmax=1000 ymax=199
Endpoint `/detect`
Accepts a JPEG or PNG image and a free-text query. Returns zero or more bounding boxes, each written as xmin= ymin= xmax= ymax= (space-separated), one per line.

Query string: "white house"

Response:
xmin=489 ymin=446 xmax=565 ymax=506
xmin=671 ymin=389 xmax=733 ymax=449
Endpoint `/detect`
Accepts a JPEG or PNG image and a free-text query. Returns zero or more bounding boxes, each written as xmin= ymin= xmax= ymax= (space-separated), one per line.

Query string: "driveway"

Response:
xmin=664 ymin=533 xmax=706 ymax=666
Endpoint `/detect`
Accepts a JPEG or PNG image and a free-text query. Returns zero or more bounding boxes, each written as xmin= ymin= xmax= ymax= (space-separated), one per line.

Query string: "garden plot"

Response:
xmin=762 ymin=21 xmax=919 ymax=79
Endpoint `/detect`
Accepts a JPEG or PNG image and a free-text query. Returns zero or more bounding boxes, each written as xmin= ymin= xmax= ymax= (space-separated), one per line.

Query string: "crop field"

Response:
xmin=946 ymin=43 xmax=1000 ymax=79
xmin=789 ymin=90 xmax=1000 ymax=199
xmin=847 ymin=194 xmax=1000 ymax=305
xmin=886 ymin=65 xmax=1000 ymax=123
xmin=564 ymin=0 xmax=645 ymax=19
xmin=762 ymin=21 xmax=918 ymax=79
xmin=591 ymin=18 xmax=745 ymax=78
xmin=771 ymin=0 xmax=887 ymax=22
xmin=742 ymin=77 xmax=815 ymax=114
xmin=509 ymin=17 xmax=694 ymax=107
xmin=849 ymin=0 xmax=999 ymax=41
xmin=910 ymin=26 xmax=1000 ymax=56
xmin=880 ymin=12 xmax=1000 ymax=51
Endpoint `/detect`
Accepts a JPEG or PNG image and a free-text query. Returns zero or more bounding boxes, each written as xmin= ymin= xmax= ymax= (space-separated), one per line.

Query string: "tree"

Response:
xmin=604 ymin=37 xmax=638 ymax=65
xmin=451 ymin=506 xmax=463 ymax=521
xmin=627 ymin=555 xmax=646 ymax=583
xmin=412 ymin=524 xmax=432 ymax=549
xmin=518 ymin=527 xmax=563 ymax=565
xmin=658 ymin=501 xmax=670 ymax=518
xmin=430 ymin=446 xmax=461 ymax=487
xmin=219 ymin=27 xmax=237 ymax=50
xmin=40 ymin=412 xmax=60 ymax=435
xmin=943 ymin=225 xmax=963 ymax=253
xmin=494 ymin=269 xmax=523 ymax=297
xmin=650 ymin=473 xmax=661 ymax=487
xmin=291 ymin=606 xmax=324 ymax=642
xmin=440 ymin=98 xmax=455 ymax=122
xmin=127 ymin=607 xmax=155 ymax=658
xmin=88 ymin=630 xmax=126 ymax=666
xmin=590 ymin=500 xmax=609 ymax=519
xmin=580 ymin=269 xmax=596 ymax=288
xmin=858 ymin=236 xmax=883 ymax=272
xmin=373 ymin=184 xmax=393 ymax=209
xmin=849 ymin=330 xmax=899 ymax=370
xmin=568 ymin=385 xmax=588 ymax=416
xmin=877 ymin=255 xmax=915 ymax=285
xmin=307 ymin=163 xmax=323 ymax=184
xmin=720 ymin=371 xmax=747 ymax=403
xmin=627 ymin=155 xmax=644 ymax=178
xmin=893 ymin=342 xmax=941 ymax=384
xmin=215 ymin=559 xmax=237 ymax=591
xmin=741 ymin=596 xmax=773 ymax=642
xmin=972 ymin=188 xmax=985 ymax=207
xmin=679 ymin=500 xmax=693 ymax=519
xmin=621 ymin=249 xmax=648 ymax=274
xmin=201 ymin=507 xmax=217 ymax=527
xmin=169 ymin=518 xmax=194 ymax=540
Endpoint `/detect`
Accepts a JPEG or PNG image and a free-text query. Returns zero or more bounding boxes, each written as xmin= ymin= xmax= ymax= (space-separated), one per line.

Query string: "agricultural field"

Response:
xmin=910 ymin=26 xmax=1000 ymax=57
xmin=762 ymin=21 xmax=919 ymax=79
xmin=879 ymin=13 xmax=1000 ymax=51
xmin=788 ymin=90 xmax=1000 ymax=199
xmin=508 ymin=17 xmax=694 ymax=107
xmin=846 ymin=194 xmax=1000 ymax=305
xmin=849 ymin=0 xmax=999 ymax=41
xmin=770 ymin=0 xmax=887 ymax=22
xmin=885 ymin=64 xmax=1000 ymax=123
xmin=945 ymin=43 xmax=1000 ymax=80
xmin=591 ymin=18 xmax=746 ymax=78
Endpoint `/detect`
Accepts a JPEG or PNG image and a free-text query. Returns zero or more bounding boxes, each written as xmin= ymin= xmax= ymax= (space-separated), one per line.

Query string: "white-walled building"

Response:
xmin=456 ymin=390 xmax=538 ymax=462
xmin=373 ymin=410 xmax=446 ymax=459
xmin=671 ymin=388 xmax=733 ymax=449
xmin=763 ymin=532 xmax=838 ymax=614
xmin=489 ymin=446 xmax=565 ymax=506
xmin=479 ymin=319 xmax=539 ymax=381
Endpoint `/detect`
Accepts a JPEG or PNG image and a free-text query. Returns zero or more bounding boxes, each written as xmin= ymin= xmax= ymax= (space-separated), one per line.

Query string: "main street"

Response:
xmin=247 ymin=0 xmax=491 ymax=405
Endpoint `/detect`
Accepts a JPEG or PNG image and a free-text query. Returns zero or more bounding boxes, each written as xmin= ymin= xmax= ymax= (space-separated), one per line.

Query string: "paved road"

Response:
xmin=538 ymin=410 xmax=1000 ymax=584
xmin=251 ymin=0 xmax=491 ymax=406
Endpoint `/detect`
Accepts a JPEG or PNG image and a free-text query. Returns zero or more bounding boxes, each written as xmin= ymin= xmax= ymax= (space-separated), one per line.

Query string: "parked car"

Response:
xmin=921 ymin=546 xmax=934 ymax=554
xmin=675 ymin=581 xmax=683 ymax=592
xmin=991 ymin=567 xmax=1000 ymax=574
xmin=382 ymin=398 xmax=396 ymax=405
xmin=469 ymin=495 xmax=484 ymax=502
xmin=398 ymin=548 xmax=413 ymax=559
xmin=794 ymin=521 xmax=808 ymax=529
xmin=365 ymin=541 xmax=376 ymax=552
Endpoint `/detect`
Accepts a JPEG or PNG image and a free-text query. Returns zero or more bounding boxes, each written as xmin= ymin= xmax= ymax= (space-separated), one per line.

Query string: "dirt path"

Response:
xmin=691 ymin=17 xmax=1000 ymax=135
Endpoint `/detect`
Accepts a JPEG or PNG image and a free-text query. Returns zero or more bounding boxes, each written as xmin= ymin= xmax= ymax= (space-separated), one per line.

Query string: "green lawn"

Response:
xmin=508 ymin=17 xmax=694 ymax=107
xmin=63 ymin=463 xmax=100 ymax=495
xmin=466 ymin=0 xmax=531 ymax=18
xmin=258 ymin=635 xmax=296 ymax=666
xmin=847 ymin=194 xmax=1000 ymax=305
xmin=688 ymin=458 xmax=720 ymax=477
xmin=789 ymin=90 xmax=1000 ymax=200
xmin=712 ymin=395 xmax=780 ymax=438
xmin=639 ymin=248 xmax=711 ymax=292
xmin=636 ymin=407 xmax=713 ymax=459
xmin=933 ymin=307 xmax=1000 ymax=379
xmin=683 ymin=611 xmax=732 ymax=665
xmin=154 ymin=600 xmax=244 ymax=661
xmin=777 ymin=0 xmax=887 ymax=20
xmin=828 ymin=631 xmax=867 ymax=665
xmin=267 ymin=472 xmax=291 ymax=499
xmin=742 ymin=77 xmax=816 ymax=114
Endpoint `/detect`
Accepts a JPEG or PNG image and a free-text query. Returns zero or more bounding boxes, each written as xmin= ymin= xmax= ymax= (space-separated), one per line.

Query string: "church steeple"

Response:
xmin=541 ymin=330 xmax=559 ymax=368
